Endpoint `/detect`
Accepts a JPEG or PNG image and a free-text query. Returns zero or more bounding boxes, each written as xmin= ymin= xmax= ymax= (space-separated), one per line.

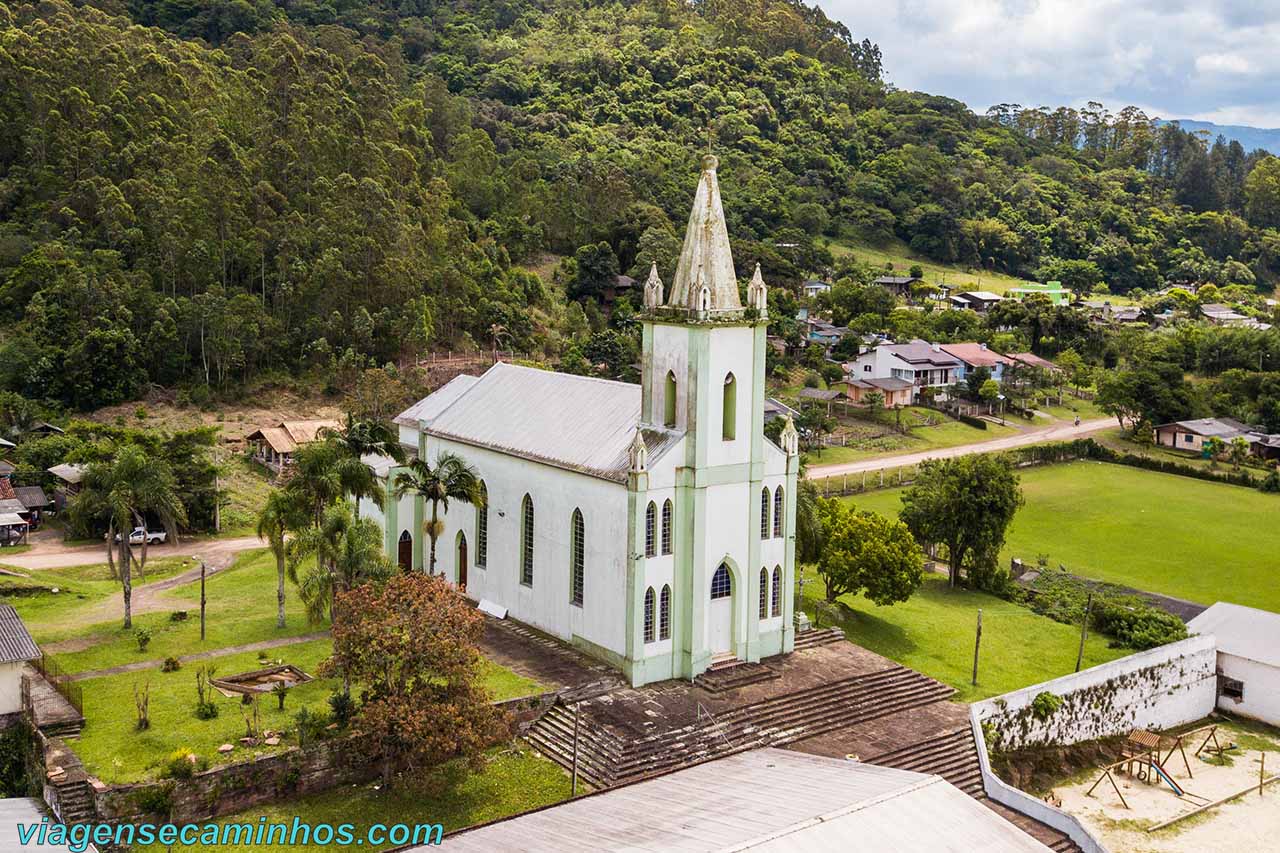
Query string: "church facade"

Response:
xmin=363 ymin=156 xmax=799 ymax=687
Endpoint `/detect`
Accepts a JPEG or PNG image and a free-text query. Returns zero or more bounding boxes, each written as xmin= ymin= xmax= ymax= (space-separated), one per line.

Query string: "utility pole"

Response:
xmin=1075 ymin=592 xmax=1093 ymax=672
xmin=971 ymin=609 xmax=983 ymax=686
xmin=200 ymin=560 xmax=207 ymax=642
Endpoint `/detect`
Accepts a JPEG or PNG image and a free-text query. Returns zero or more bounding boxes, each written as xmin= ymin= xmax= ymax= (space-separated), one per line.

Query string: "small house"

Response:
xmin=0 ymin=604 xmax=40 ymax=720
xmin=1153 ymin=418 xmax=1251 ymax=453
xmin=1188 ymin=602 xmax=1280 ymax=726
xmin=939 ymin=343 xmax=1014 ymax=383
xmin=1007 ymin=352 xmax=1061 ymax=373
xmin=948 ymin=291 xmax=1004 ymax=313
xmin=832 ymin=376 xmax=913 ymax=408
xmin=802 ymin=280 xmax=832 ymax=300
xmin=1007 ymin=281 xmax=1070 ymax=306
xmin=246 ymin=419 xmax=340 ymax=473
xmin=47 ymin=462 xmax=85 ymax=511
xmin=872 ymin=275 xmax=923 ymax=299
xmin=847 ymin=340 xmax=963 ymax=402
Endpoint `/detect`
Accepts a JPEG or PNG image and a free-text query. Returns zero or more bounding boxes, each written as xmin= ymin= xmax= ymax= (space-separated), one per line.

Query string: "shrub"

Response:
xmin=294 ymin=707 xmax=332 ymax=747
xmin=1021 ymin=566 xmax=1187 ymax=650
xmin=162 ymin=748 xmax=206 ymax=780
xmin=160 ymin=657 xmax=181 ymax=673
xmin=194 ymin=665 xmax=218 ymax=719
xmin=134 ymin=784 xmax=172 ymax=817
xmin=802 ymin=371 xmax=821 ymax=389
xmin=820 ymin=363 xmax=844 ymax=384
xmin=955 ymin=413 xmax=988 ymax=430
xmin=1260 ymin=470 xmax=1280 ymax=493
xmin=134 ymin=627 xmax=152 ymax=652
xmin=1031 ymin=691 xmax=1062 ymax=721
xmin=169 ymin=611 xmax=189 ymax=622
xmin=328 ymin=691 xmax=355 ymax=727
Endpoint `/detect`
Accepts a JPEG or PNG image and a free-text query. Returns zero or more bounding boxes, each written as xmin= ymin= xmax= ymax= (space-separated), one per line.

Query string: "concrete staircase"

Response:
xmin=48 ymin=778 xmax=95 ymax=826
xmin=866 ymin=728 xmax=1082 ymax=853
xmin=527 ymin=664 xmax=953 ymax=789
xmin=791 ymin=627 xmax=844 ymax=651
xmin=692 ymin=660 xmax=778 ymax=694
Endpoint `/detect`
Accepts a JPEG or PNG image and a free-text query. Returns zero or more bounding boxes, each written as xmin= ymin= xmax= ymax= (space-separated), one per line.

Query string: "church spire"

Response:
xmin=666 ymin=154 xmax=742 ymax=316
xmin=642 ymin=261 xmax=663 ymax=310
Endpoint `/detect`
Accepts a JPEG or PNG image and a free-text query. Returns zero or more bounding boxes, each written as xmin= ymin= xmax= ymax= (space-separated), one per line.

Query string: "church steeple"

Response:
xmin=665 ymin=154 xmax=742 ymax=316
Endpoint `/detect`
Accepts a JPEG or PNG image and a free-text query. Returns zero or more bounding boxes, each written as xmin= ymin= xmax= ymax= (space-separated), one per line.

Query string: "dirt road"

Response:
xmin=806 ymin=416 xmax=1115 ymax=478
xmin=2 ymin=534 xmax=262 ymax=572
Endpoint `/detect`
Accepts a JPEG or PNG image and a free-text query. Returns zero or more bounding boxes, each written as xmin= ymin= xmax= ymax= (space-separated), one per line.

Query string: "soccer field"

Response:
xmin=847 ymin=461 xmax=1280 ymax=612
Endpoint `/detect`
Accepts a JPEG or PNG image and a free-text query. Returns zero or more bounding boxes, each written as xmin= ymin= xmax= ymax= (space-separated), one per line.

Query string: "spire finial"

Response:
xmin=629 ymin=430 xmax=648 ymax=473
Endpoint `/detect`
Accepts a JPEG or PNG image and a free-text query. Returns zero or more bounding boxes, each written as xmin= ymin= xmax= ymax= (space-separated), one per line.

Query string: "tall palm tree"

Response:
xmin=257 ymin=489 xmax=307 ymax=629
xmin=286 ymin=504 xmax=393 ymax=625
xmin=70 ymin=445 xmax=187 ymax=629
xmin=392 ymin=452 xmax=484 ymax=574
xmin=284 ymin=440 xmax=384 ymax=528
xmin=320 ymin=413 xmax=406 ymax=519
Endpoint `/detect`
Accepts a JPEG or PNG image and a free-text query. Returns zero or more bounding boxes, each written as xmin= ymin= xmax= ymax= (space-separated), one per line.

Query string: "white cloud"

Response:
xmin=821 ymin=0 xmax=1280 ymax=126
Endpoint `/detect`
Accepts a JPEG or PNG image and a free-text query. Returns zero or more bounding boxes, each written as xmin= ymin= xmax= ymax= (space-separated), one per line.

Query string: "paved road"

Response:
xmin=1 ymin=534 xmax=262 ymax=571
xmin=806 ymin=417 xmax=1116 ymax=478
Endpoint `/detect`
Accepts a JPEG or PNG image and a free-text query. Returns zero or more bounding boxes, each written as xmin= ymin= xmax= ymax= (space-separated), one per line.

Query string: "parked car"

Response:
xmin=113 ymin=527 xmax=167 ymax=545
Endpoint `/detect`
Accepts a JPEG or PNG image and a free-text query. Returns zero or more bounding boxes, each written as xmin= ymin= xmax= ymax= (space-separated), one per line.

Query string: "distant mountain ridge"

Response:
xmin=1161 ymin=119 xmax=1280 ymax=154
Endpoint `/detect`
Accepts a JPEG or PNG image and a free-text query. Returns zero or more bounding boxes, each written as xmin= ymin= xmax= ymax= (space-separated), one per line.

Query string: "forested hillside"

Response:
xmin=3 ymin=0 xmax=1280 ymax=409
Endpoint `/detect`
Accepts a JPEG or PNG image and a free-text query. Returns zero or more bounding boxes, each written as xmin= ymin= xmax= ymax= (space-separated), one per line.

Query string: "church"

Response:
xmin=362 ymin=155 xmax=799 ymax=687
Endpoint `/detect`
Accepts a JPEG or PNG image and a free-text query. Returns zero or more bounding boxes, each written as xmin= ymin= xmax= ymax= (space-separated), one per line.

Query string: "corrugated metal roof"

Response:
xmin=0 ymin=512 xmax=26 ymax=526
xmin=0 ymin=499 xmax=26 ymax=515
xmin=13 ymin=486 xmax=49 ymax=509
xmin=0 ymin=604 xmax=40 ymax=663
xmin=1189 ymin=602 xmax=1280 ymax=668
xmin=394 ymin=374 xmax=481 ymax=427
xmin=418 ymin=363 xmax=679 ymax=483
xmin=429 ymin=749 xmax=1049 ymax=852
xmin=47 ymin=463 xmax=85 ymax=484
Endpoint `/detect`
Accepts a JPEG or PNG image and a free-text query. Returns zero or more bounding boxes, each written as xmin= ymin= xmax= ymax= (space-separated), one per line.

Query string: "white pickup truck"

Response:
xmin=113 ymin=527 xmax=167 ymax=545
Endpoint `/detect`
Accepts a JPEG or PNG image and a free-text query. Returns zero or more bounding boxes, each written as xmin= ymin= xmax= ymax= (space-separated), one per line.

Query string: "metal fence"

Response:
xmin=34 ymin=652 xmax=84 ymax=717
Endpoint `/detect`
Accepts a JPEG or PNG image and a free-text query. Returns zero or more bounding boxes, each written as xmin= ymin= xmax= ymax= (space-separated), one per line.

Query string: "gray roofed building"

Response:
xmin=1155 ymin=417 xmax=1251 ymax=439
xmin=0 ymin=603 xmax=40 ymax=663
xmin=412 ymin=362 xmax=681 ymax=483
xmin=393 ymin=374 xmax=480 ymax=428
xmin=47 ymin=463 xmax=85 ymax=485
xmin=427 ymin=748 xmax=1050 ymax=852
xmin=13 ymin=486 xmax=49 ymax=509
xmin=798 ymin=388 xmax=840 ymax=401
xmin=0 ymin=498 xmax=27 ymax=516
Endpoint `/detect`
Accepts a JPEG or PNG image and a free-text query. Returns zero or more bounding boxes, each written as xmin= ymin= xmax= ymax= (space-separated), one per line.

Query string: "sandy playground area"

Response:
xmin=1054 ymin=722 xmax=1280 ymax=853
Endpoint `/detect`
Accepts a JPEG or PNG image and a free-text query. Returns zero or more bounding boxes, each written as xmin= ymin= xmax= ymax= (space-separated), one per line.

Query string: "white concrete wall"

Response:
xmin=0 ymin=662 xmax=23 ymax=715
xmin=1214 ymin=653 xmax=1280 ymax=726
xmin=424 ymin=439 xmax=631 ymax=659
xmin=974 ymin=635 xmax=1218 ymax=752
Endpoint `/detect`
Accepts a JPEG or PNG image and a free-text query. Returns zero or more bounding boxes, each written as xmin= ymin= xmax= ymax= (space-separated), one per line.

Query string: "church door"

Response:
xmin=456 ymin=532 xmax=468 ymax=591
xmin=709 ymin=563 xmax=733 ymax=656
xmin=397 ymin=530 xmax=412 ymax=571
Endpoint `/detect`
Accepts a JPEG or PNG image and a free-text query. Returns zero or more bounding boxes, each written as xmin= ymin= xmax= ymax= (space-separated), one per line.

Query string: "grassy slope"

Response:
xmin=848 ymin=461 xmax=1280 ymax=610
xmin=829 ymin=237 xmax=1034 ymax=295
xmin=133 ymin=749 xmax=571 ymax=852
xmin=805 ymin=414 xmax=1022 ymax=465
xmin=801 ymin=569 xmax=1124 ymax=702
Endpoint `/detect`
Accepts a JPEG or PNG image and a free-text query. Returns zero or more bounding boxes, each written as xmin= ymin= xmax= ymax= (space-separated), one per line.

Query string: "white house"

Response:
xmin=364 ymin=156 xmax=799 ymax=687
xmin=846 ymin=340 xmax=962 ymax=402
xmin=0 ymin=604 xmax=40 ymax=719
xmin=1188 ymin=602 xmax=1280 ymax=726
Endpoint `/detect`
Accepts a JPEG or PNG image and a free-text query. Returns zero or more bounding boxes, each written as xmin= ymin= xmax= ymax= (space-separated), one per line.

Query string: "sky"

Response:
xmin=821 ymin=0 xmax=1280 ymax=128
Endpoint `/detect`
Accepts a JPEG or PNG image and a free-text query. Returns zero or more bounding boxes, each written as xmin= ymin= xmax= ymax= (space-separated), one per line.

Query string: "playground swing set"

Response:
xmin=1084 ymin=726 xmax=1227 ymax=809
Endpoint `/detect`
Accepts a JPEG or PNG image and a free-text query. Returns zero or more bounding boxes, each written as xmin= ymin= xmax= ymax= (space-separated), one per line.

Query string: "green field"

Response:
xmin=829 ymin=237 xmax=1033 ymax=295
xmin=801 ymin=569 xmax=1125 ymax=702
xmin=847 ymin=461 xmax=1280 ymax=611
xmin=806 ymin=413 xmax=1021 ymax=466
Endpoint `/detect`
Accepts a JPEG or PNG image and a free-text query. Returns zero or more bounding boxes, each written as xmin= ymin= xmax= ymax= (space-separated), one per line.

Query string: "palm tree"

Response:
xmin=393 ymin=452 xmax=485 ymax=574
xmin=286 ymin=504 xmax=393 ymax=624
xmin=322 ymin=413 xmax=406 ymax=466
xmin=69 ymin=445 xmax=187 ymax=629
xmin=284 ymin=440 xmax=384 ymax=528
xmin=257 ymin=489 xmax=307 ymax=629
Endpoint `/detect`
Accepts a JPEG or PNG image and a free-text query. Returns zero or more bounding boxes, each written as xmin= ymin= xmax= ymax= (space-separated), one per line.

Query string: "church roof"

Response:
xmin=666 ymin=155 xmax=742 ymax=315
xmin=407 ymin=363 xmax=681 ymax=483
xmin=394 ymin=374 xmax=480 ymax=428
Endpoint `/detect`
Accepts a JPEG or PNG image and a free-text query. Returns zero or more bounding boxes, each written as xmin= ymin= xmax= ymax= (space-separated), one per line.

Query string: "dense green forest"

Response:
xmin=3 ymin=0 xmax=1280 ymax=410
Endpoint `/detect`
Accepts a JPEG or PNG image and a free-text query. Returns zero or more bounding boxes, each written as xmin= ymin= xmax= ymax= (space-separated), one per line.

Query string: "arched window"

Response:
xmin=760 ymin=487 xmax=770 ymax=540
xmin=773 ymin=486 xmax=784 ymax=538
xmin=397 ymin=529 xmax=412 ymax=571
xmin=643 ymin=587 xmax=656 ymax=643
xmin=644 ymin=501 xmax=657 ymax=558
xmin=659 ymin=585 xmax=671 ymax=640
xmin=722 ymin=373 xmax=737 ymax=440
xmin=570 ymin=509 xmax=584 ymax=606
xmin=710 ymin=564 xmax=732 ymax=599
xmin=772 ymin=565 xmax=783 ymax=617
xmin=520 ymin=494 xmax=534 ymax=586
xmin=661 ymin=499 xmax=673 ymax=555
xmin=664 ymin=370 xmax=677 ymax=428
xmin=758 ymin=567 xmax=769 ymax=619
xmin=476 ymin=481 xmax=488 ymax=567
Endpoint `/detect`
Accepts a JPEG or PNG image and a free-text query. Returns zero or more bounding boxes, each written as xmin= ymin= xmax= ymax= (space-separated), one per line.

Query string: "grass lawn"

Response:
xmin=805 ymin=412 xmax=1021 ymax=466
xmin=72 ymin=639 xmax=540 ymax=784
xmin=801 ymin=569 xmax=1126 ymax=702
xmin=846 ymin=461 xmax=1280 ymax=611
xmin=132 ymin=748 xmax=571 ymax=852
xmin=828 ymin=237 xmax=1033 ymax=295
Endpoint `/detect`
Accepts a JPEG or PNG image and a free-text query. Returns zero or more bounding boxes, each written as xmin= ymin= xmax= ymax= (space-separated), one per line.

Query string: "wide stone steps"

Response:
xmin=527 ymin=665 xmax=954 ymax=789
xmin=692 ymin=661 xmax=779 ymax=694
xmin=865 ymin=727 xmax=986 ymax=796
xmin=51 ymin=779 xmax=95 ymax=825
xmin=792 ymin=627 xmax=844 ymax=651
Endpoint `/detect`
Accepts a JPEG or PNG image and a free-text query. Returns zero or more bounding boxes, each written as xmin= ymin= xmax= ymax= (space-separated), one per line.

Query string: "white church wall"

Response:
xmin=426 ymin=438 xmax=630 ymax=660
xmin=397 ymin=423 xmax=419 ymax=449
xmin=705 ymin=325 xmax=758 ymax=469
xmin=649 ymin=324 xmax=691 ymax=431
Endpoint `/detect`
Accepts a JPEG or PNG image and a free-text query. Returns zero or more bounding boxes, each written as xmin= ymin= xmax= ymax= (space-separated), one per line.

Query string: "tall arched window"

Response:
xmin=760 ymin=487 xmax=770 ymax=540
xmin=570 ymin=508 xmax=584 ymax=606
xmin=710 ymin=564 xmax=732 ymax=599
xmin=758 ymin=567 xmax=769 ymax=619
xmin=520 ymin=494 xmax=534 ymax=586
xmin=772 ymin=565 xmax=782 ymax=617
xmin=659 ymin=585 xmax=671 ymax=640
xmin=643 ymin=587 xmax=656 ymax=643
xmin=661 ymin=499 xmax=673 ymax=555
xmin=664 ymin=370 xmax=677 ymax=428
xmin=644 ymin=501 xmax=657 ymax=558
xmin=722 ymin=373 xmax=737 ymax=440
xmin=773 ymin=486 xmax=784 ymax=538
xmin=476 ymin=481 xmax=488 ymax=567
